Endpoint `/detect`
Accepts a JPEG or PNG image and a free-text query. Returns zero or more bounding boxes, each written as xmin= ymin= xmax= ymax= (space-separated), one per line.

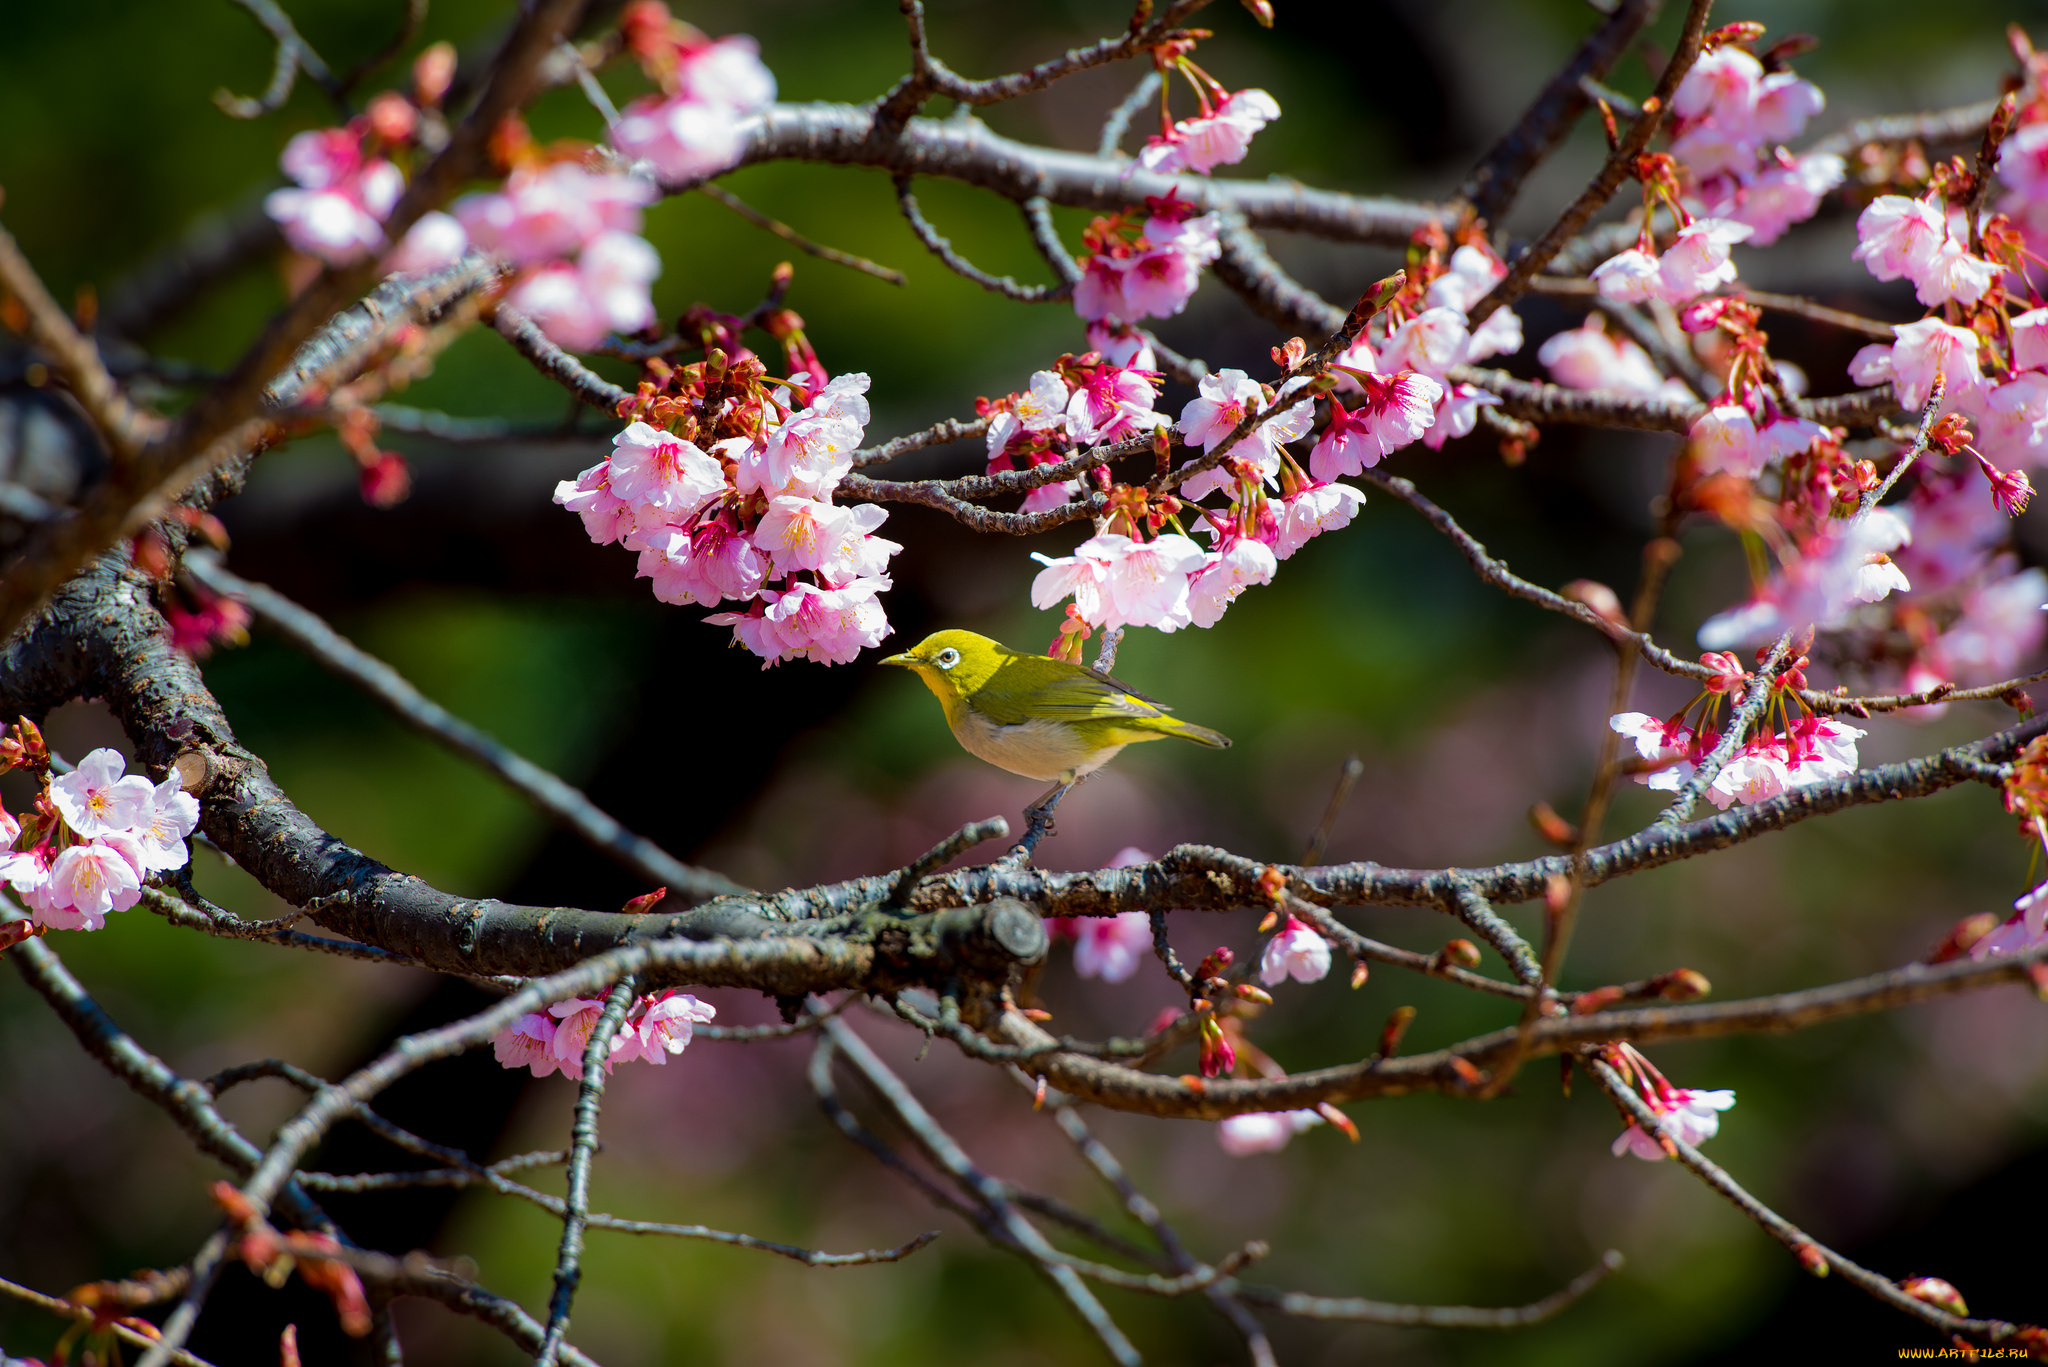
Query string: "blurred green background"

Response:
xmin=3 ymin=0 xmax=2047 ymax=1362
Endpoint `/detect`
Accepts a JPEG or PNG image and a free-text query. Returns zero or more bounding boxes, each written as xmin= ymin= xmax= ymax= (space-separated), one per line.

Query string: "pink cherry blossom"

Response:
xmin=741 ymin=413 xmax=861 ymax=499
xmin=456 ymin=164 xmax=653 ymax=267
xmin=1688 ymin=403 xmax=1764 ymax=479
xmin=1379 ymin=307 xmax=1471 ymax=378
xmin=1073 ymin=912 xmax=1154 ymax=982
xmin=1100 ymin=533 xmax=1209 ymax=630
xmin=1922 ymin=568 xmax=2048 ymax=684
xmin=1979 ymin=373 xmax=2048 ymax=470
xmin=1309 ymin=373 xmax=1444 ymax=480
xmin=492 ymin=1012 xmax=563 ymax=1077
xmin=605 ymin=422 xmax=725 ymax=519
xmin=1853 ymin=196 xmax=1947 ymax=284
xmin=749 ymin=576 xmax=894 ymax=665
xmin=804 ymin=373 xmax=872 ymax=428
xmin=1186 ymin=536 xmax=1278 ymax=628
xmin=1912 ymin=237 xmax=2000 ymax=308
xmin=1971 ymin=874 xmax=2048 ymax=961
xmin=44 ymin=841 xmax=144 ymax=929
xmin=1704 ymin=151 xmax=1844 ymax=246
xmin=1136 ymin=89 xmax=1280 ymax=175
xmin=1421 ymin=383 xmax=1500 ymax=451
xmin=1781 ymin=715 xmax=1865 ymax=786
xmin=1087 ymin=322 xmax=1156 ymax=370
xmin=1424 ymin=245 xmax=1506 ymax=314
xmin=131 ymin=778 xmax=200 ymax=873
xmin=383 ymin=212 xmax=469 ymax=274
xmin=1609 ymin=713 xmax=1698 ymax=792
xmin=1175 ymin=371 xmax=1315 ymax=499
xmin=1754 ymin=411 xmax=1826 ymax=467
xmin=265 ymin=128 xmax=405 ymax=265
xmin=988 ymin=371 xmax=1073 ymax=454
xmin=1590 ymin=248 xmax=1662 ymax=303
xmin=616 ymin=989 xmax=717 ymax=1065
xmin=1750 ymin=71 xmax=1826 ymax=143
xmin=1655 ymin=218 xmax=1752 ymax=302
xmin=1612 ymin=1088 xmax=1735 ymax=1161
xmin=1116 ymin=242 xmax=1209 ymax=320
xmin=672 ymin=34 xmax=776 ymax=113
xmin=1073 ymin=253 xmax=1136 ymax=322
xmin=1536 ymin=316 xmax=1686 ymax=397
xmin=636 ymin=520 xmax=770 ymax=606
xmin=1672 ymin=47 xmax=1762 ymax=124
xmin=1271 ymin=481 xmax=1366 ymax=559
xmin=1696 ymin=508 xmax=1913 ymax=650
xmin=506 ymin=231 xmax=662 ymax=350
xmin=50 ymin=749 xmax=156 ymax=838
xmin=1218 ymin=1110 xmax=1321 ymax=1157
xmin=1259 ymin=916 xmax=1331 ymax=985
xmin=554 ymin=462 xmax=638 ymax=546
xmin=754 ymin=496 xmax=892 ymax=578
xmin=1141 ymin=203 xmax=1221 ymax=257
xmin=1030 ymin=541 xmax=1115 ymax=622
xmin=1178 ymin=371 xmax=1265 ymax=451
xmin=612 ymin=93 xmax=748 ymax=182
xmin=2012 ymin=307 xmax=2048 ymax=373
xmin=1065 ymin=365 xmax=1166 ymax=445
xmin=1888 ymin=318 xmax=1981 ymax=411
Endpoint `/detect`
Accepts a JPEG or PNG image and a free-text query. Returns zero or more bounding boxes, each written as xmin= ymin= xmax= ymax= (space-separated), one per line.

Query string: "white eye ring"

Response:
xmin=934 ymin=647 xmax=961 ymax=669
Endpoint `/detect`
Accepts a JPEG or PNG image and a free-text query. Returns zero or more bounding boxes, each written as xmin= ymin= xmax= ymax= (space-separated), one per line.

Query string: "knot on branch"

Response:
xmin=932 ymin=897 xmax=1048 ymax=974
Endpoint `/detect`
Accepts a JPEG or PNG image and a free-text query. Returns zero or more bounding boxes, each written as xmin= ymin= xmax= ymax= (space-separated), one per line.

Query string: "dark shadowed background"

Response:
xmin=2 ymin=0 xmax=2046 ymax=1362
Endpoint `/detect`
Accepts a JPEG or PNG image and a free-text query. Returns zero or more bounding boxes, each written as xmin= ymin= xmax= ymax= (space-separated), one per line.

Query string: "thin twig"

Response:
xmin=1585 ymin=1057 xmax=2032 ymax=1346
xmin=699 ymin=184 xmax=908 ymax=285
xmin=819 ymin=1019 xmax=1143 ymax=1365
xmin=182 ymin=552 xmax=748 ymax=903
xmin=536 ymin=978 xmax=637 ymax=1367
xmin=894 ymin=176 xmax=1073 ymax=302
xmin=1470 ymin=0 xmax=1716 ymax=325
xmin=1098 ymin=70 xmax=1162 ymax=158
xmin=215 ymin=0 xmax=347 ymax=119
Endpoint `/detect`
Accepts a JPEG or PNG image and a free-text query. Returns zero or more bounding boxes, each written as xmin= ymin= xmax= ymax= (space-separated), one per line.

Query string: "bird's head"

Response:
xmin=879 ymin=629 xmax=1006 ymax=703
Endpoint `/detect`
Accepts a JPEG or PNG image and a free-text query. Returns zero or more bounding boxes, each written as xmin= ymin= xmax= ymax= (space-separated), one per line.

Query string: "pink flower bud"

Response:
xmin=1897 ymin=1276 xmax=1967 ymax=1316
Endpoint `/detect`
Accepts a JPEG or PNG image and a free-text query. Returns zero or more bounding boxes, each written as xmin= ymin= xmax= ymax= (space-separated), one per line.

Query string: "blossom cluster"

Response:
xmin=264 ymin=4 xmax=775 ymax=357
xmin=1671 ymin=118 xmax=2047 ymax=696
xmin=980 ymin=354 xmax=1172 ymax=516
xmin=610 ymin=2 xmax=776 ymax=184
xmin=1667 ymin=33 xmax=1842 ymax=245
xmin=1073 ymin=195 xmax=1224 ymax=328
xmin=1032 ymin=228 xmax=1520 ymax=646
xmin=1610 ymin=644 xmax=1878 ymax=809
xmin=492 ymin=988 xmax=716 ymax=1079
xmin=556 ymin=360 xmax=900 ymax=666
xmin=0 ymin=743 xmax=199 ymax=934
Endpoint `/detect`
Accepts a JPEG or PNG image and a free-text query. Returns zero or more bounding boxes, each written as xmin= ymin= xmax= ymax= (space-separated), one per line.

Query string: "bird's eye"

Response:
xmin=935 ymin=647 xmax=961 ymax=669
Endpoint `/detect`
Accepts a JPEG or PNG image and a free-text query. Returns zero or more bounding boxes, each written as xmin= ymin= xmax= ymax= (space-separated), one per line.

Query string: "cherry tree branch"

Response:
xmin=714 ymin=104 xmax=1444 ymax=244
xmin=215 ymin=0 xmax=347 ymax=119
xmin=893 ymin=175 xmax=1074 ymax=301
xmin=0 ymin=0 xmax=579 ymax=643
xmin=181 ymin=551 xmax=747 ymax=902
xmin=1456 ymin=0 xmax=1664 ymax=223
xmin=1470 ymin=0 xmax=1716 ymax=326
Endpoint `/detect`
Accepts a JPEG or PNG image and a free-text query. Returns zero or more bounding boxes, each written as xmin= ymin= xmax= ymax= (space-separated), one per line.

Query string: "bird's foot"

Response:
xmin=999 ymin=781 xmax=1074 ymax=865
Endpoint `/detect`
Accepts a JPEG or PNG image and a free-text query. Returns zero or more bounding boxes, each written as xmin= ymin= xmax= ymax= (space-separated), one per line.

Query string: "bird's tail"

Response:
xmin=1156 ymin=717 xmax=1231 ymax=750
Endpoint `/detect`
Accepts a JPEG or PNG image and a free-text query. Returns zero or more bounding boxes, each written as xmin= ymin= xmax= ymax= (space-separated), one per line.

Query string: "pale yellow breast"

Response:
xmin=949 ymin=710 xmax=1126 ymax=783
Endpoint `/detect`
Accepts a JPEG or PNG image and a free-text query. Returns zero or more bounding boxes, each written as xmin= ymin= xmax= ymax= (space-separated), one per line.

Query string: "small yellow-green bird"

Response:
xmin=879 ymin=629 xmax=1231 ymax=786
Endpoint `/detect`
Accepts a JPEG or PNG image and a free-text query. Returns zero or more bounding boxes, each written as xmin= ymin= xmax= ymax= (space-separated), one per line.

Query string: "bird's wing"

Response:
xmin=972 ymin=658 xmax=1170 ymax=726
